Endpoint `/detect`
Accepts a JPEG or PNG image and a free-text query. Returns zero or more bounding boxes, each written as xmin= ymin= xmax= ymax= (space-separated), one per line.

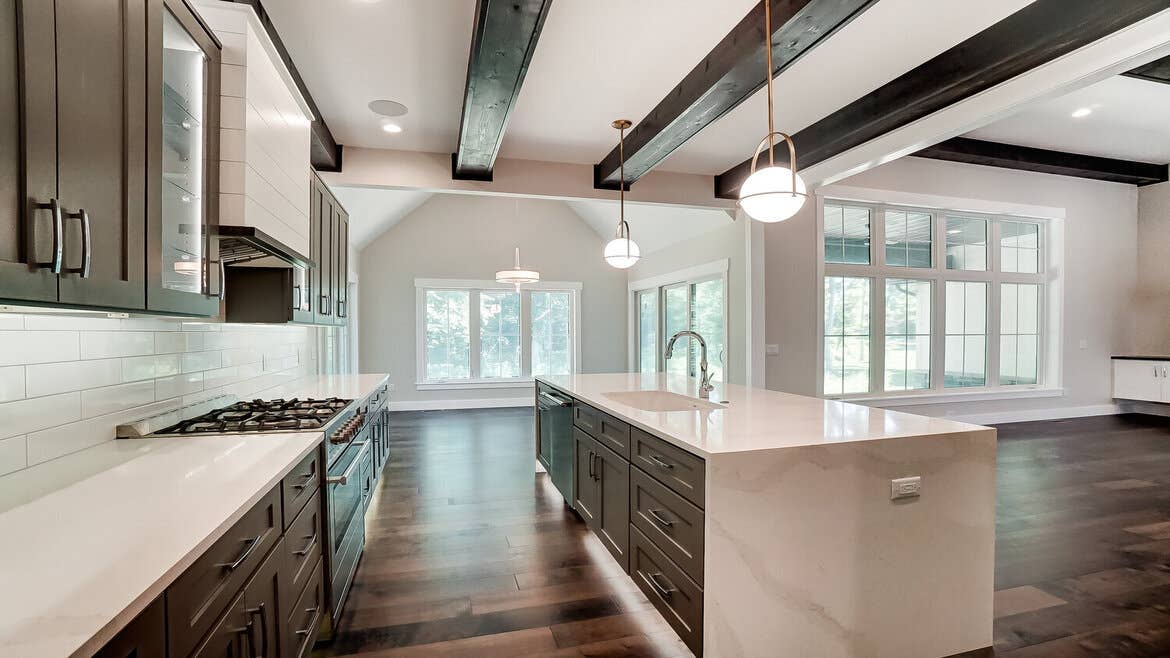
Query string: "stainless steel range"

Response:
xmin=116 ymin=384 xmax=392 ymax=642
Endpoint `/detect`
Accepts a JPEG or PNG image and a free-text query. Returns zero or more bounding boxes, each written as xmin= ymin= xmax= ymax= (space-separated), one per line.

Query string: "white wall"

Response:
xmin=767 ymin=156 xmax=1139 ymax=424
xmin=1135 ymin=181 xmax=1170 ymax=354
xmin=0 ymin=315 xmax=320 ymax=475
xmin=627 ymin=217 xmax=750 ymax=385
xmin=358 ymin=194 xmax=628 ymax=409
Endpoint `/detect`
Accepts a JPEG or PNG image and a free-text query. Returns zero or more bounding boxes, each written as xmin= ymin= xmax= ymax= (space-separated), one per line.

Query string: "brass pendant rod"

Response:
xmin=765 ymin=0 xmax=774 ymax=167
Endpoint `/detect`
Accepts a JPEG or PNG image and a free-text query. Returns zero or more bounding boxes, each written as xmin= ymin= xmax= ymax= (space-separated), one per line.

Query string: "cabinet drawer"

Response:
xmin=631 ymin=467 xmax=704 ymax=583
xmin=189 ymin=591 xmax=248 ymax=658
xmin=574 ymin=401 xmax=631 ymax=459
xmin=631 ymin=427 xmax=705 ymax=509
xmin=168 ymin=486 xmax=283 ymax=658
xmin=282 ymin=448 xmax=321 ymax=529
xmin=630 ymin=525 xmax=703 ymax=657
xmin=282 ymin=489 xmax=322 ymax=631
xmin=285 ymin=559 xmax=325 ymax=658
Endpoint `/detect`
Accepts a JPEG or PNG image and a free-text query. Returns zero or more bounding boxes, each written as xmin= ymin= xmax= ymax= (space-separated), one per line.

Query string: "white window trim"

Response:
xmin=414 ymin=278 xmax=582 ymax=391
xmin=628 ymin=259 xmax=730 ymax=379
xmin=814 ymin=191 xmax=1065 ymax=405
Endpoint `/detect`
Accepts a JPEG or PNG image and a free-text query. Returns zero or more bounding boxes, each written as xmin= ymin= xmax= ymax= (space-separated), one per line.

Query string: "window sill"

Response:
xmin=416 ymin=379 xmax=536 ymax=392
xmin=840 ymin=386 xmax=1064 ymax=407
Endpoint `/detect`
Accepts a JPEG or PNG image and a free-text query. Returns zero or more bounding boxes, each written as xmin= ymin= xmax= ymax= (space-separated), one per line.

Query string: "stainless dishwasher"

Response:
xmin=538 ymin=390 xmax=575 ymax=507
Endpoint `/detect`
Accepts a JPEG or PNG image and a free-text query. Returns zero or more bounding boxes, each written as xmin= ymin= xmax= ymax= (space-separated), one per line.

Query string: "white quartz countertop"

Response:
xmin=0 ymin=431 xmax=323 ymax=657
xmin=537 ymin=373 xmax=990 ymax=457
xmin=254 ymin=372 xmax=390 ymax=402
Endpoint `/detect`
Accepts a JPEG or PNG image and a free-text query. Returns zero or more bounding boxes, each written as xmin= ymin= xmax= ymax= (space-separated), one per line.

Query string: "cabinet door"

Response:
xmin=573 ymin=430 xmax=599 ymax=526
xmin=335 ymin=209 xmax=349 ymax=323
xmin=594 ymin=441 xmax=630 ymax=571
xmin=329 ymin=203 xmax=342 ymax=325
xmin=94 ymin=596 xmax=166 ymax=658
xmin=55 ymin=0 xmax=147 ymax=309
xmin=145 ymin=0 xmax=220 ymax=316
xmin=191 ymin=592 xmax=250 ymax=658
xmin=1113 ymin=360 xmax=1161 ymax=402
xmin=308 ymin=176 xmax=323 ymax=323
xmin=0 ymin=0 xmax=58 ymax=302
xmin=244 ymin=538 xmax=285 ymax=658
xmin=314 ymin=184 xmax=333 ymax=322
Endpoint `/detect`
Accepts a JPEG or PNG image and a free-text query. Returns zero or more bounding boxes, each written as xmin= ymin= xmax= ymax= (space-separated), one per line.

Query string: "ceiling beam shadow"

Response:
xmin=714 ymin=0 xmax=1170 ymax=199
xmin=451 ymin=0 xmax=554 ymax=181
xmin=592 ymin=0 xmax=878 ymax=191
xmin=913 ymin=137 xmax=1169 ymax=186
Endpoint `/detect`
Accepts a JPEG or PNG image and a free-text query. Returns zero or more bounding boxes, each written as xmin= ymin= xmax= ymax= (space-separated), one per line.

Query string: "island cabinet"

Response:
xmin=95 ymin=445 xmax=327 ymax=658
xmin=563 ymin=394 xmax=706 ymax=657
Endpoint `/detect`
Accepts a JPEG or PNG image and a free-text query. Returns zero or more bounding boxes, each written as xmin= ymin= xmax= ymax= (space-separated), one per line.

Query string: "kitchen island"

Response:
xmin=536 ymin=373 xmax=996 ymax=658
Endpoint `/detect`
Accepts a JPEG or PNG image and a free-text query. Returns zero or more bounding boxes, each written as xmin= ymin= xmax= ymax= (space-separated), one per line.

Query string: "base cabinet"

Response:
xmin=593 ymin=439 xmax=630 ymax=571
xmin=573 ymin=429 xmax=600 ymax=525
xmin=93 ymin=597 xmax=166 ymax=658
xmin=1113 ymin=359 xmax=1170 ymax=403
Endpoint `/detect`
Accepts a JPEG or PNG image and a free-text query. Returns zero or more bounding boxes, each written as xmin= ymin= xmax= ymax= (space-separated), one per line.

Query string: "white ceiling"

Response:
xmin=966 ymin=75 xmax=1170 ymax=164
xmin=564 ymin=200 xmax=734 ymax=255
xmin=329 ymin=186 xmax=432 ymax=248
xmin=263 ymin=0 xmax=1034 ymax=176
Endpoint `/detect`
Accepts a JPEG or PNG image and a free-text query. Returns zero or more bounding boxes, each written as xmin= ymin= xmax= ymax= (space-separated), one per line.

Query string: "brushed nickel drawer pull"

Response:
xmin=647 ymin=508 xmax=674 ymax=527
xmin=294 ymin=532 xmax=318 ymax=556
xmin=650 ymin=454 xmax=673 ymax=469
xmin=216 ymin=536 xmax=260 ymax=571
xmin=643 ymin=570 xmax=677 ymax=598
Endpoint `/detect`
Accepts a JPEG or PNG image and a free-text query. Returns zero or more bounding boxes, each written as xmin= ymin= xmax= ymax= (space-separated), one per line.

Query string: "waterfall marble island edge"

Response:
xmin=536 ymin=372 xmax=997 ymax=658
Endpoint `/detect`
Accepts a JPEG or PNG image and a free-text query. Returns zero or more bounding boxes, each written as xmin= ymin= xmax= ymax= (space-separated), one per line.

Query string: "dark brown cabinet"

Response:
xmin=190 ymin=592 xmax=251 ymax=658
xmin=243 ymin=538 xmax=286 ymax=658
xmin=0 ymin=0 xmax=220 ymax=315
xmin=309 ymin=170 xmax=350 ymax=327
xmin=94 ymin=597 xmax=166 ymax=658
xmin=593 ymin=438 xmax=630 ymax=570
xmin=574 ymin=429 xmax=600 ymax=526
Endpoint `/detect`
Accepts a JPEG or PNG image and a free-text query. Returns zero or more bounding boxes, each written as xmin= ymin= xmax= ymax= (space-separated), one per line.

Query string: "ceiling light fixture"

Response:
xmin=738 ymin=1 xmax=807 ymax=223
xmin=604 ymin=119 xmax=641 ymax=269
xmin=495 ymin=247 xmax=540 ymax=288
xmin=1071 ymin=107 xmax=1093 ymax=118
xmin=369 ymin=99 xmax=408 ymax=117
xmin=381 ymin=122 xmax=403 ymax=133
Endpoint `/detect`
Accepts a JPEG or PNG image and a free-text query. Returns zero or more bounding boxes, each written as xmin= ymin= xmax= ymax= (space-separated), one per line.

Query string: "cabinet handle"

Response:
xmin=587 ymin=450 xmax=595 ymax=479
xmin=320 ymin=293 xmax=330 ymax=315
xmin=295 ymin=606 xmax=320 ymax=637
xmin=641 ymin=570 xmax=678 ymax=598
xmin=294 ymin=532 xmax=318 ymax=556
xmin=338 ymin=299 xmax=346 ymax=317
xmin=246 ymin=602 xmax=269 ymax=658
xmin=234 ymin=623 xmax=252 ymax=658
xmin=649 ymin=454 xmax=674 ymax=470
xmin=63 ymin=208 xmax=91 ymax=278
xmin=293 ymin=284 xmax=302 ymax=311
xmin=205 ymin=258 xmax=226 ymax=300
xmin=216 ymin=535 xmax=260 ymax=571
xmin=647 ymin=508 xmax=674 ymax=528
xmin=33 ymin=198 xmax=63 ymax=273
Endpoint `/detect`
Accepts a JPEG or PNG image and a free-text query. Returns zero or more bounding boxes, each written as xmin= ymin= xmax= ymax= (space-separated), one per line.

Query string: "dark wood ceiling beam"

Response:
xmin=226 ymin=0 xmax=342 ymax=172
xmin=714 ymin=0 xmax=1170 ymax=199
xmin=913 ymin=137 xmax=1168 ymax=186
xmin=1123 ymin=54 xmax=1170 ymax=85
xmin=592 ymin=0 xmax=878 ymax=190
xmin=452 ymin=0 xmax=553 ymax=181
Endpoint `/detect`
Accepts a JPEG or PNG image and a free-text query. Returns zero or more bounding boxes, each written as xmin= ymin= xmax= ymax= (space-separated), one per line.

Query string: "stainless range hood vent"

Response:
xmin=212 ymin=225 xmax=313 ymax=268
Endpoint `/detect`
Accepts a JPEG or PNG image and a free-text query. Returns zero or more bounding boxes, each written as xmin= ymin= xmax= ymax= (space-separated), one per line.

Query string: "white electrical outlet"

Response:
xmin=765 ymin=344 xmax=780 ymax=356
xmin=890 ymin=476 xmax=921 ymax=500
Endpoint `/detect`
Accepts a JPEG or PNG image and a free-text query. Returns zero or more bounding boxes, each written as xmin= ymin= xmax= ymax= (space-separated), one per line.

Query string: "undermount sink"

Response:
xmin=602 ymin=390 xmax=727 ymax=412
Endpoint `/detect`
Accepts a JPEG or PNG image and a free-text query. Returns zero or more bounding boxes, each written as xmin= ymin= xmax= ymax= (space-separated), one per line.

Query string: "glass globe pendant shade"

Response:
xmin=604 ymin=236 xmax=641 ymax=269
xmin=739 ymin=165 xmax=807 ymax=223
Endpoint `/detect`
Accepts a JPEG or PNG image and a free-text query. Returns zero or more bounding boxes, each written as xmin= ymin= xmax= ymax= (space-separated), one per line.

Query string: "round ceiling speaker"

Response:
xmin=368 ymin=99 xmax=408 ymax=117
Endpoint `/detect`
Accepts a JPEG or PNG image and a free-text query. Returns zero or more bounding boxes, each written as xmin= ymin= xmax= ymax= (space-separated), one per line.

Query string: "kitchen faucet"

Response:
xmin=664 ymin=330 xmax=716 ymax=399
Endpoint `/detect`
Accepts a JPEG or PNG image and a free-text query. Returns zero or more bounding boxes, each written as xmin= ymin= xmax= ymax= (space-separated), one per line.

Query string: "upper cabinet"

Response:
xmin=310 ymin=170 xmax=349 ymax=327
xmin=0 ymin=0 xmax=221 ymax=315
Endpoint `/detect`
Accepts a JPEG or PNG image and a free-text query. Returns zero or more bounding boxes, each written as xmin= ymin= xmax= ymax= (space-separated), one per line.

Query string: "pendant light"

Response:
xmin=738 ymin=0 xmax=807 ymax=223
xmin=496 ymin=247 xmax=539 ymax=288
xmin=604 ymin=119 xmax=641 ymax=269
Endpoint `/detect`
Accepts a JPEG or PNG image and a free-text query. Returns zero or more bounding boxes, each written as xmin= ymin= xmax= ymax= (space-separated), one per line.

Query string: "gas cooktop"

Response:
xmin=154 ymin=397 xmax=351 ymax=435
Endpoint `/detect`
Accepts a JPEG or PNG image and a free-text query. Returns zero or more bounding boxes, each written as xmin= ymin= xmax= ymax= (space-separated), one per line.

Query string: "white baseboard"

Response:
xmin=945 ymin=403 xmax=1121 ymax=426
xmin=390 ymin=397 xmax=534 ymax=411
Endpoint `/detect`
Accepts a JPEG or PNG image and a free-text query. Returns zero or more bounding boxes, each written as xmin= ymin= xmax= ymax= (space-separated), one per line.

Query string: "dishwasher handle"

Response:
xmin=538 ymin=392 xmax=572 ymax=409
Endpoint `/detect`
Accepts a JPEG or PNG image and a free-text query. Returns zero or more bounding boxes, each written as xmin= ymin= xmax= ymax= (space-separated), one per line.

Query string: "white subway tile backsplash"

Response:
xmin=0 ymin=366 xmax=24 ymax=402
xmin=81 ymin=381 xmax=156 ymax=419
xmin=0 ymin=435 xmax=26 ymax=476
xmin=0 ymin=314 xmax=321 ymax=475
xmin=26 ymin=359 xmax=122 ymax=397
xmin=0 ymin=331 xmax=80 ymax=366
xmin=0 ymin=393 xmax=82 ymax=439
xmin=80 ymin=331 xmax=154 ymax=359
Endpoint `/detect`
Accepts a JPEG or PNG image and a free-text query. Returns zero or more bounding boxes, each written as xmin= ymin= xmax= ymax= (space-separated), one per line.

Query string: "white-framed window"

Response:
xmin=629 ymin=260 xmax=729 ymax=384
xmin=817 ymin=199 xmax=1053 ymax=401
xmin=415 ymin=278 xmax=581 ymax=390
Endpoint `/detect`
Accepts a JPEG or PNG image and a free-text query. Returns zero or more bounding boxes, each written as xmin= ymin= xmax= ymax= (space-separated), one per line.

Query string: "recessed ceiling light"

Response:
xmin=381 ymin=122 xmax=403 ymax=134
xmin=369 ymin=99 xmax=408 ymax=117
xmin=1071 ymin=107 xmax=1093 ymax=118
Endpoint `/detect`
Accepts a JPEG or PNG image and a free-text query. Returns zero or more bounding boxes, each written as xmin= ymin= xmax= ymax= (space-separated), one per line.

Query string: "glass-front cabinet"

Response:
xmin=147 ymin=0 xmax=221 ymax=316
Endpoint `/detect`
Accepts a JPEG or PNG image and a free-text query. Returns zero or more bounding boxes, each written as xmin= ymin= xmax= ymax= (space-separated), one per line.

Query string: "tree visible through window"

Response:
xmin=632 ymin=270 xmax=728 ymax=384
xmin=532 ymin=291 xmax=572 ymax=376
xmin=425 ymin=290 xmax=470 ymax=380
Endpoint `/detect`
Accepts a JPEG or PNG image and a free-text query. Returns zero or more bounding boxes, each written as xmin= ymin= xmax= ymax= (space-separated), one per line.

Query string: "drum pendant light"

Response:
xmin=604 ymin=119 xmax=641 ymax=269
xmin=495 ymin=246 xmax=540 ymax=288
xmin=738 ymin=0 xmax=807 ymax=223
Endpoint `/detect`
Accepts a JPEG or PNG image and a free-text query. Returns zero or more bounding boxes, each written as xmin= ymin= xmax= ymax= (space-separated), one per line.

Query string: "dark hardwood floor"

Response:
xmin=317 ymin=409 xmax=1170 ymax=657
xmin=314 ymin=407 xmax=689 ymax=658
